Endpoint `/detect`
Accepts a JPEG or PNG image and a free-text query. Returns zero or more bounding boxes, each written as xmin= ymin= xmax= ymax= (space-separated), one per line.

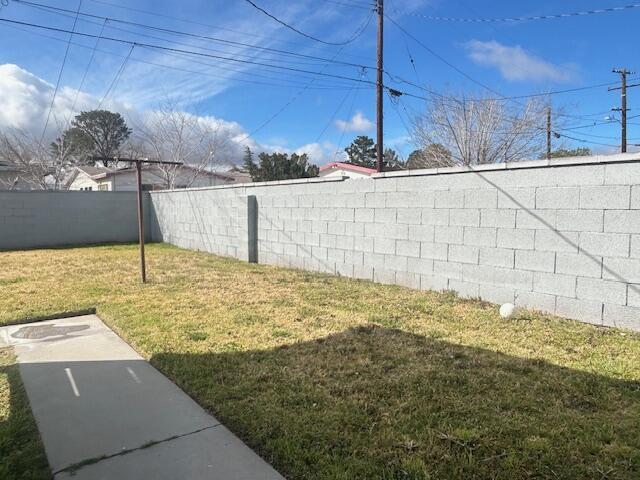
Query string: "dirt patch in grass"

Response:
xmin=1 ymin=243 xmax=639 ymax=479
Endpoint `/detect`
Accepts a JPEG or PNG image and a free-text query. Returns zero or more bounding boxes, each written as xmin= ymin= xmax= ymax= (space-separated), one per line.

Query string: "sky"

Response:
xmin=0 ymin=0 xmax=639 ymax=166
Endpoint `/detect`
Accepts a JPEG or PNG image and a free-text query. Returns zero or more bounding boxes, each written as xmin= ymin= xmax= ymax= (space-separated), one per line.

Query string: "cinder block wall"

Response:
xmin=149 ymin=156 xmax=640 ymax=331
xmin=0 ymin=191 xmax=147 ymax=250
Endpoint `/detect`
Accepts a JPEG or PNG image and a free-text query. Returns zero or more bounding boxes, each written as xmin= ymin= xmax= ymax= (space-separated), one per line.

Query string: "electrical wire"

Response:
xmin=67 ymin=17 xmax=107 ymax=122
xmin=96 ymin=43 xmax=134 ymax=109
xmin=409 ymin=3 xmax=640 ymax=23
xmin=15 ymin=0 xmax=376 ymax=71
xmin=243 ymin=0 xmax=373 ymax=46
xmin=39 ymin=0 xmax=82 ymax=144
xmin=0 ymin=17 xmax=384 ymax=89
xmin=1 ymin=21 xmax=373 ymax=92
xmin=81 ymin=0 xmax=372 ymax=61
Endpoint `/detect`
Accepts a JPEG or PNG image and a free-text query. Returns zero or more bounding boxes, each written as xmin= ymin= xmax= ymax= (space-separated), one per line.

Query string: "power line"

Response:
xmin=0 ymin=17 xmax=384 ymax=89
xmin=384 ymin=14 xmax=640 ymax=146
xmin=11 ymin=3 xmax=628 ymax=108
xmin=67 ymin=16 xmax=107 ymax=121
xmin=39 ymin=0 xmax=82 ymax=144
xmin=331 ymin=69 xmax=369 ymax=162
xmin=243 ymin=0 xmax=373 ymax=46
xmin=97 ymin=43 xmax=134 ymax=109
xmin=15 ymin=0 xmax=377 ymax=71
xmin=215 ymin=36 xmax=362 ymax=154
xmin=322 ymin=0 xmax=373 ymax=10
xmin=1 ymin=21 xmax=373 ymax=92
xmin=81 ymin=0 xmax=372 ymax=61
xmin=409 ymin=3 xmax=640 ymax=23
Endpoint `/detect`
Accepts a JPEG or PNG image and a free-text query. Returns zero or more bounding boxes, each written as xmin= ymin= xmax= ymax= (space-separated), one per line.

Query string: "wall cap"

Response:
xmin=372 ymin=153 xmax=640 ymax=179
xmin=149 ymin=175 xmax=348 ymax=194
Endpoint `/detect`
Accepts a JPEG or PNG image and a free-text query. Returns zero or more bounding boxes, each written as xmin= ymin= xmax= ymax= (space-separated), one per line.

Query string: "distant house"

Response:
xmin=0 ymin=161 xmax=34 ymax=190
xmin=65 ymin=164 xmax=236 ymax=191
xmin=318 ymin=162 xmax=376 ymax=179
xmin=225 ymin=166 xmax=253 ymax=184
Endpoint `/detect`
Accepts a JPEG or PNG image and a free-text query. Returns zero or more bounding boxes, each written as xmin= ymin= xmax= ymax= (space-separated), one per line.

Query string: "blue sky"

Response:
xmin=0 ymin=0 xmax=639 ymax=164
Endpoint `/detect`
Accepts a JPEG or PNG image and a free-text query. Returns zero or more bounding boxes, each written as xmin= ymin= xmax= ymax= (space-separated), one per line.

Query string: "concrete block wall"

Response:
xmin=148 ymin=155 xmax=640 ymax=331
xmin=0 ymin=191 xmax=147 ymax=250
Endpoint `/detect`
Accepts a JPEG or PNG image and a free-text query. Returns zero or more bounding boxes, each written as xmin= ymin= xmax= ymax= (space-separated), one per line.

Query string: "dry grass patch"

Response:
xmin=1 ymin=243 xmax=639 ymax=479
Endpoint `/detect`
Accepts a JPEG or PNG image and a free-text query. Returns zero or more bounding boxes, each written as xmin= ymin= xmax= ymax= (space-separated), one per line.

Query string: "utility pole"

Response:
xmin=609 ymin=68 xmax=639 ymax=153
xmin=376 ymin=0 xmax=384 ymax=173
xmin=546 ymin=105 xmax=552 ymax=159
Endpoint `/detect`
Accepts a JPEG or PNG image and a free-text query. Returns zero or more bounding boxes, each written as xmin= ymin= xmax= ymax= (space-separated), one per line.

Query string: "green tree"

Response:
xmin=66 ymin=110 xmax=132 ymax=165
xmin=49 ymin=127 xmax=93 ymax=164
xmin=242 ymin=146 xmax=257 ymax=179
xmin=545 ymin=147 xmax=592 ymax=159
xmin=345 ymin=135 xmax=376 ymax=168
xmin=247 ymin=151 xmax=319 ymax=182
xmin=383 ymin=148 xmax=405 ymax=170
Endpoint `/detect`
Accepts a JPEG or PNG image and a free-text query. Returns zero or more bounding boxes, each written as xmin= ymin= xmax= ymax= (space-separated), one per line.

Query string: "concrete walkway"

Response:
xmin=0 ymin=315 xmax=284 ymax=480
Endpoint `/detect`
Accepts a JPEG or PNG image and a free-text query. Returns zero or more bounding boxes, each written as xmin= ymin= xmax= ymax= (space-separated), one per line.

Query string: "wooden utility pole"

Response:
xmin=92 ymin=156 xmax=182 ymax=283
xmin=376 ymin=0 xmax=384 ymax=173
xmin=609 ymin=68 xmax=639 ymax=153
xmin=546 ymin=106 xmax=552 ymax=159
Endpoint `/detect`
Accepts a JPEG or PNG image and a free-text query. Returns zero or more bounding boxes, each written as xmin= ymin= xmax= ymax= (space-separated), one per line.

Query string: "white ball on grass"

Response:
xmin=499 ymin=303 xmax=516 ymax=318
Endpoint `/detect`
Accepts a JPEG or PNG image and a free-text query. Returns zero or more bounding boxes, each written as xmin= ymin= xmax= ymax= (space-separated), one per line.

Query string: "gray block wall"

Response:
xmin=149 ymin=156 xmax=640 ymax=331
xmin=0 ymin=191 xmax=147 ymax=250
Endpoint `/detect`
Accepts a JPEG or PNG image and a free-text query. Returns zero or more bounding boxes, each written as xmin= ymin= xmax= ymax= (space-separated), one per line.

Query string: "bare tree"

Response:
xmin=412 ymin=93 xmax=552 ymax=165
xmin=0 ymin=129 xmax=72 ymax=190
xmin=135 ymin=101 xmax=225 ymax=189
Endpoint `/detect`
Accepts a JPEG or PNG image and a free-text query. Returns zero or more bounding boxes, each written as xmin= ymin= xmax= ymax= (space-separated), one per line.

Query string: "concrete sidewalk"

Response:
xmin=0 ymin=315 xmax=284 ymax=480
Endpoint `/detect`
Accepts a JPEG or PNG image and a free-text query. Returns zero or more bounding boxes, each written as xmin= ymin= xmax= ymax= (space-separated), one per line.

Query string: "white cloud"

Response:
xmin=0 ymin=63 xmax=335 ymax=167
xmin=464 ymin=40 xmax=574 ymax=83
xmin=335 ymin=111 xmax=374 ymax=132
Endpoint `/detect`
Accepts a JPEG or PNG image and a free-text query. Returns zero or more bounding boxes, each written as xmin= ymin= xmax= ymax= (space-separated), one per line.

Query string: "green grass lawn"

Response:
xmin=0 ymin=349 xmax=50 ymax=480
xmin=1 ymin=243 xmax=639 ymax=479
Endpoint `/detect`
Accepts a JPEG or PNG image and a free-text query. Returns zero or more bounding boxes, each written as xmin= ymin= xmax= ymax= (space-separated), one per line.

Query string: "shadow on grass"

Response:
xmin=0 ymin=350 xmax=50 ymax=480
xmin=152 ymin=325 xmax=640 ymax=480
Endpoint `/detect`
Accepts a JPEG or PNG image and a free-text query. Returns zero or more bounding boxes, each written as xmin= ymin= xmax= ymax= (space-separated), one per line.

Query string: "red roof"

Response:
xmin=319 ymin=162 xmax=376 ymax=175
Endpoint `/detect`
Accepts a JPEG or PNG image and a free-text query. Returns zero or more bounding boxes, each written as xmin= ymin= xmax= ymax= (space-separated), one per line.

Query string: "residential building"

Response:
xmin=65 ymin=164 xmax=236 ymax=191
xmin=318 ymin=161 xmax=376 ymax=179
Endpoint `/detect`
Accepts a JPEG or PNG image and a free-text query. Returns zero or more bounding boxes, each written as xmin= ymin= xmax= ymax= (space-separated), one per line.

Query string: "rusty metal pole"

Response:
xmin=135 ymin=160 xmax=146 ymax=283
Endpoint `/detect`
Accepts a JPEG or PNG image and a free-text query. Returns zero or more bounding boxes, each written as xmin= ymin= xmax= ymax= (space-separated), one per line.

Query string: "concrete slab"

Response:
xmin=54 ymin=425 xmax=282 ymax=480
xmin=1 ymin=315 xmax=284 ymax=479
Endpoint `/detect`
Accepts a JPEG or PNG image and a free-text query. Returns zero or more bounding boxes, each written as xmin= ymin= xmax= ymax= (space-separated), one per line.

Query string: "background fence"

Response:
xmin=149 ymin=155 xmax=640 ymax=331
xmin=1 ymin=156 xmax=639 ymax=331
xmin=0 ymin=191 xmax=148 ymax=250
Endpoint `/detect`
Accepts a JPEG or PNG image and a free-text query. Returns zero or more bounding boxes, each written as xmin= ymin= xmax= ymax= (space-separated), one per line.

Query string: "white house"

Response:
xmin=318 ymin=161 xmax=376 ymax=179
xmin=66 ymin=164 xmax=236 ymax=191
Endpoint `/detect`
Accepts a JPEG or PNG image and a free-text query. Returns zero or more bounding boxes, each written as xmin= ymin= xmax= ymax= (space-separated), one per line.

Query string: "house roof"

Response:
xmin=76 ymin=166 xmax=114 ymax=177
xmin=66 ymin=163 xmax=236 ymax=186
xmin=319 ymin=162 xmax=376 ymax=175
